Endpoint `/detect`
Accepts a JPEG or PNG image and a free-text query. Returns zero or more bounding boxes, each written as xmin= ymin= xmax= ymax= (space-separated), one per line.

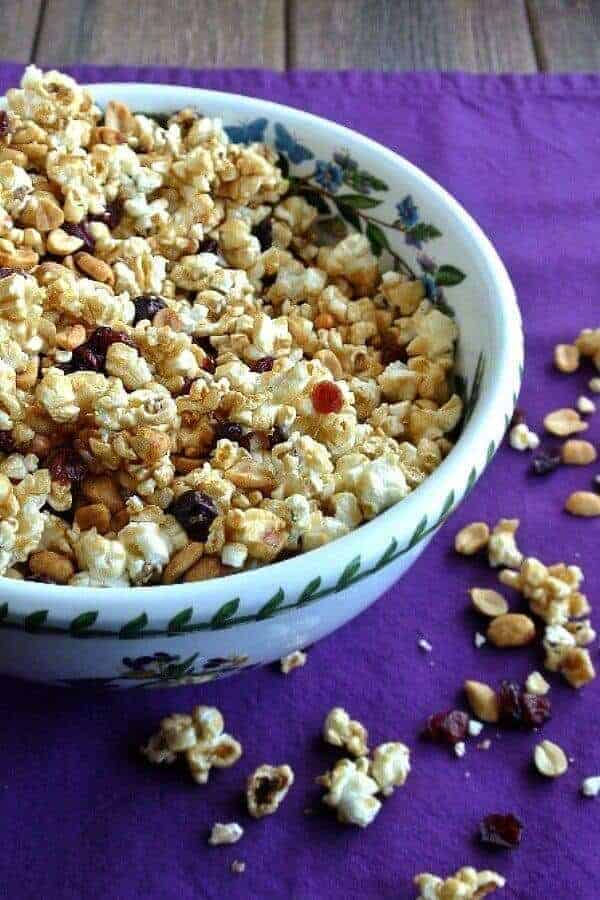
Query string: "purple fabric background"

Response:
xmin=0 ymin=66 xmax=598 ymax=900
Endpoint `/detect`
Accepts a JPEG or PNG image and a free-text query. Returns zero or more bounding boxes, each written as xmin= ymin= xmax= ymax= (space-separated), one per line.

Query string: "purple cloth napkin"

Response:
xmin=0 ymin=66 xmax=598 ymax=900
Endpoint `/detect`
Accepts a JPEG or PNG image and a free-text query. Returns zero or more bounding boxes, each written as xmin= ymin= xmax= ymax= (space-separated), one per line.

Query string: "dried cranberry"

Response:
xmin=249 ymin=356 xmax=274 ymax=373
xmin=214 ymin=422 xmax=244 ymax=444
xmin=520 ymin=692 xmax=551 ymax=728
xmin=423 ymin=709 xmax=469 ymax=745
xmin=132 ymin=293 xmax=167 ymax=325
xmin=268 ymin=425 xmax=287 ymax=448
xmin=0 ymin=266 xmax=18 ymax=279
xmin=0 ymin=110 xmax=9 ymax=138
xmin=261 ymin=272 xmax=276 ymax=288
xmin=48 ymin=447 xmax=87 ymax=485
xmin=193 ymin=335 xmax=217 ymax=357
xmin=201 ymin=356 xmax=216 ymax=374
xmin=88 ymin=200 xmax=122 ymax=230
xmin=479 ymin=813 xmax=523 ymax=849
xmin=311 ymin=380 xmax=343 ymax=414
xmin=89 ymin=326 xmax=135 ymax=352
xmin=530 ymin=448 xmax=561 ymax=476
xmin=68 ymin=343 xmax=104 ymax=372
xmin=252 ymin=218 xmax=273 ymax=251
xmin=497 ymin=681 xmax=524 ymax=728
xmin=0 ymin=430 xmax=15 ymax=453
xmin=167 ymin=490 xmax=217 ymax=541
xmin=197 ymin=237 xmax=219 ymax=254
xmin=180 ymin=376 xmax=197 ymax=395
xmin=380 ymin=332 xmax=408 ymax=365
xmin=62 ymin=221 xmax=95 ymax=253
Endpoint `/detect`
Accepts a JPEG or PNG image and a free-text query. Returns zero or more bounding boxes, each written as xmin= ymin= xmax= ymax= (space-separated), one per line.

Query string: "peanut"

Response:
xmin=543 ymin=408 xmax=588 ymax=437
xmin=565 ymin=491 xmax=600 ymax=517
xmin=162 ymin=542 xmax=205 ymax=584
xmin=184 ymin=556 xmax=226 ymax=582
xmin=464 ymin=680 xmax=499 ymax=723
xmin=74 ymin=502 xmax=112 ymax=534
xmin=0 ymin=243 xmax=38 ymax=269
xmin=534 ymin=740 xmax=568 ymax=778
xmin=314 ymin=312 xmax=335 ymax=330
xmin=454 ymin=521 xmax=489 ymax=555
xmin=130 ymin=427 xmax=172 ymax=465
xmin=487 ymin=613 xmax=536 ymax=648
xmin=553 ymin=343 xmax=579 ymax=373
xmin=28 ymin=549 xmax=74 ymax=585
xmin=81 ymin=474 xmax=124 ymax=513
xmin=172 ymin=455 xmax=204 ymax=474
xmin=46 ymin=227 xmax=84 ymax=256
xmin=74 ymin=251 xmax=114 ymax=284
xmin=92 ymin=126 xmax=126 ymax=145
xmin=55 ymin=323 xmax=87 ymax=350
xmin=561 ymin=439 xmax=597 ymax=466
xmin=470 ymin=588 xmax=509 ymax=618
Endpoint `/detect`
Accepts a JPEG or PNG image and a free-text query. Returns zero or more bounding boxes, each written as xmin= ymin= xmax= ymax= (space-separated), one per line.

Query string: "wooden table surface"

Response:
xmin=3 ymin=0 xmax=600 ymax=72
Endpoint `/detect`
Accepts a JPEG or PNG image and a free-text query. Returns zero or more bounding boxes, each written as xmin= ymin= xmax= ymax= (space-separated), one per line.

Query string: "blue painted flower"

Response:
xmin=396 ymin=194 xmax=419 ymax=228
xmin=417 ymin=252 xmax=437 ymax=274
xmin=421 ymin=274 xmax=439 ymax=302
xmin=314 ymin=160 xmax=343 ymax=193
xmin=333 ymin=151 xmax=358 ymax=172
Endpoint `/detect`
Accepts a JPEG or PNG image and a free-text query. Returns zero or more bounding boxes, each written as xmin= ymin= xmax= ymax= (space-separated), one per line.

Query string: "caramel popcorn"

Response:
xmin=246 ymin=763 xmax=294 ymax=818
xmin=323 ymin=707 xmax=369 ymax=757
xmin=317 ymin=757 xmax=381 ymax=827
xmin=414 ymin=866 xmax=505 ymax=899
xmin=0 ymin=66 xmax=463 ymax=585
xmin=141 ymin=704 xmax=242 ymax=784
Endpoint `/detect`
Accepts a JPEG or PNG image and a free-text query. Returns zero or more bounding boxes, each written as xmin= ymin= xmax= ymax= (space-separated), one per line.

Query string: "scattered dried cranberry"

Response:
xmin=62 ymin=221 xmax=95 ymax=253
xmin=252 ymin=218 xmax=273 ymax=251
xmin=0 ymin=430 xmax=15 ymax=453
xmin=0 ymin=110 xmax=9 ymax=138
xmin=479 ymin=813 xmax=523 ymax=849
xmin=88 ymin=326 xmax=135 ymax=352
xmin=497 ymin=680 xmax=524 ymax=728
xmin=380 ymin=332 xmax=408 ymax=365
xmin=249 ymin=356 xmax=274 ymax=373
xmin=132 ymin=293 xmax=167 ymax=325
xmin=88 ymin=200 xmax=122 ymax=230
xmin=311 ymin=380 xmax=343 ymax=415
xmin=197 ymin=237 xmax=219 ymax=254
xmin=168 ymin=490 xmax=217 ymax=541
xmin=520 ymin=692 xmax=551 ymax=728
xmin=423 ymin=709 xmax=469 ymax=745
xmin=48 ymin=447 xmax=87 ymax=485
xmin=214 ymin=422 xmax=244 ymax=444
xmin=530 ymin=448 xmax=561 ymax=476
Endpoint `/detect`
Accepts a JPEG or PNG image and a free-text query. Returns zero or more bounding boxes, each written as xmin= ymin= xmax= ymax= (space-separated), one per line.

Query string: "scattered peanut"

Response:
xmin=470 ymin=588 xmax=509 ymax=618
xmin=487 ymin=613 xmax=536 ymax=648
xmin=454 ymin=522 xmax=490 ymax=556
xmin=565 ymin=491 xmax=600 ymax=517
xmin=543 ymin=408 xmax=588 ymax=437
xmin=561 ymin=439 xmax=597 ymax=466
xmin=464 ymin=680 xmax=500 ymax=723
xmin=534 ymin=740 xmax=568 ymax=778
xmin=576 ymin=395 xmax=596 ymax=415
xmin=553 ymin=343 xmax=580 ymax=373
xmin=589 ymin=377 xmax=600 ymax=394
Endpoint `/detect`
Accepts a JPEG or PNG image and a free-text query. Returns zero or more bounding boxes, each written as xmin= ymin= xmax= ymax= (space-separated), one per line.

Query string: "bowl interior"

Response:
xmin=0 ymin=83 xmax=523 ymax=616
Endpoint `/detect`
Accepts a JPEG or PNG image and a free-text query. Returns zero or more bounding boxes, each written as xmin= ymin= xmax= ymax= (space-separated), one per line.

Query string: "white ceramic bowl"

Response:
xmin=0 ymin=83 xmax=523 ymax=687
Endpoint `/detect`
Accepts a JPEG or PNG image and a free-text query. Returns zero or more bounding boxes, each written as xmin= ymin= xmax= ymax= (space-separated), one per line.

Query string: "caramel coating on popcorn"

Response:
xmin=0 ymin=66 xmax=463 ymax=585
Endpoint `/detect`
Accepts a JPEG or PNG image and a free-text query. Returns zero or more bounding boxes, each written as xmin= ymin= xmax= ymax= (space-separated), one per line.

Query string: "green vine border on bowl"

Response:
xmin=0 ymin=117 xmax=523 ymax=641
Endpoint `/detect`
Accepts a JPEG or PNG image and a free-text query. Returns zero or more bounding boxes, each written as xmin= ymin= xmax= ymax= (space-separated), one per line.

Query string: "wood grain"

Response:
xmin=34 ymin=0 xmax=285 ymax=69
xmin=0 ymin=1 xmax=43 ymax=61
xmin=289 ymin=0 xmax=537 ymax=71
xmin=526 ymin=0 xmax=600 ymax=70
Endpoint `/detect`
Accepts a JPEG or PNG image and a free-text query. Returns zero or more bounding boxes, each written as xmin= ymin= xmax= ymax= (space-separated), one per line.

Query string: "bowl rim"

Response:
xmin=0 ymin=82 xmax=523 ymax=613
